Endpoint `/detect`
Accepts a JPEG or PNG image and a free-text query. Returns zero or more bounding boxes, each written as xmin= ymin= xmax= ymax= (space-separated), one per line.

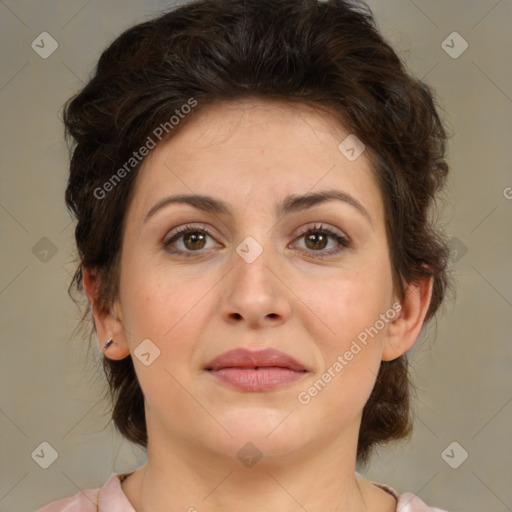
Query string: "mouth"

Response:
xmin=205 ymin=348 xmax=308 ymax=392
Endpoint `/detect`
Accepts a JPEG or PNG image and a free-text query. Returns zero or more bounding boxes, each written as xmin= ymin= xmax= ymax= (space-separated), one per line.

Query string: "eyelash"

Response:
xmin=163 ymin=223 xmax=350 ymax=259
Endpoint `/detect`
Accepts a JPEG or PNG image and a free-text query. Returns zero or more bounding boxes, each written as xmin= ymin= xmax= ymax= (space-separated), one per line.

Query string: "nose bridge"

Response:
xmin=220 ymin=233 xmax=291 ymax=326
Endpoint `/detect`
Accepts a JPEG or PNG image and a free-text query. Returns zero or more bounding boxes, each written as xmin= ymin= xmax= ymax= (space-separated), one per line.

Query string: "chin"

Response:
xmin=204 ymin=407 xmax=313 ymax=459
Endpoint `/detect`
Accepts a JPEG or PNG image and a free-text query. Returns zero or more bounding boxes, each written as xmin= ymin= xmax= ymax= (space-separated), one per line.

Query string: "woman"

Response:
xmin=37 ymin=0 xmax=451 ymax=510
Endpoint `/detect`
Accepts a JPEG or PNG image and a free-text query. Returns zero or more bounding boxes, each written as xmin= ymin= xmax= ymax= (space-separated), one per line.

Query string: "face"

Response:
xmin=102 ymin=99 xmax=410 ymax=463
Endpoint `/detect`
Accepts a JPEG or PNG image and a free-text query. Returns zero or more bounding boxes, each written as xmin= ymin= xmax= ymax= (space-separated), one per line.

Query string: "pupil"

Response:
xmin=185 ymin=232 xmax=205 ymax=250
xmin=306 ymin=232 xmax=327 ymax=250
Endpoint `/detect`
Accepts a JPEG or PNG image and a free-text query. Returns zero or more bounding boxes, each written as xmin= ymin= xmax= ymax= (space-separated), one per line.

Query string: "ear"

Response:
xmin=82 ymin=268 xmax=131 ymax=360
xmin=382 ymin=277 xmax=433 ymax=361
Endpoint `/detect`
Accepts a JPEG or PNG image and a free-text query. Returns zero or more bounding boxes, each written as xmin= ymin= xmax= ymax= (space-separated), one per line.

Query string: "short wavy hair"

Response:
xmin=63 ymin=0 xmax=450 ymax=465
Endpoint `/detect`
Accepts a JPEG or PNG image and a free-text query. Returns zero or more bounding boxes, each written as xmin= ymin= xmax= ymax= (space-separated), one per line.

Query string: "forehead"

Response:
xmin=128 ymin=99 xmax=383 ymax=221
xmin=165 ymin=99 xmax=353 ymax=154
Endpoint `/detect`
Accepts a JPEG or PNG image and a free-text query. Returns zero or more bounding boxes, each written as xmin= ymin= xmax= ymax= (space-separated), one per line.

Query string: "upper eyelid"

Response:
xmin=295 ymin=223 xmax=347 ymax=238
xmin=165 ymin=222 xmax=346 ymax=237
xmin=165 ymin=223 xmax=211 ymax=237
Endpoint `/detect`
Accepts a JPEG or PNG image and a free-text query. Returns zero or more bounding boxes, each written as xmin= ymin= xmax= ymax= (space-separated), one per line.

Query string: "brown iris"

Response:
xmin=183 ymin=232 xmax=207 ymax=250
xmin=305 ymin=232 xmax=328 ymax=251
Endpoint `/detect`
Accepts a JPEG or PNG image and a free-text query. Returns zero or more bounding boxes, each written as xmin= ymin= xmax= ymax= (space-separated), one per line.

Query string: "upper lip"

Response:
xmin=205 ymin=348 xmax=307 ymax=372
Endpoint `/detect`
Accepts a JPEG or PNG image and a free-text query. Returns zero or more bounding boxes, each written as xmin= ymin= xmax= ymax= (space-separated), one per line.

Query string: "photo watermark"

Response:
xmin=93 ymin=97 xmax=198 ymax=200
xmin=297 ymin=301 xmax=402 ymax=405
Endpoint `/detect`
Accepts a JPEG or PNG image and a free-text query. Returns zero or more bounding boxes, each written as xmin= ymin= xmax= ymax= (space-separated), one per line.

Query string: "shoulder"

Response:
xmin=34 ymin=473 xmax=134 ymax=512
xmin=373 ymin=482 xmax=450 ymax=512
xmin=34 ymin=487 xmax=99 ymax=512
xmin=396 ymin=491 xmax=450 ymax=512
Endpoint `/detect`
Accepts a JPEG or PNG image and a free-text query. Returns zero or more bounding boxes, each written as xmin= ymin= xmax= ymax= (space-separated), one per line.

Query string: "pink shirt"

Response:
xmin=35 ymin=472 xmax=449 ymax=511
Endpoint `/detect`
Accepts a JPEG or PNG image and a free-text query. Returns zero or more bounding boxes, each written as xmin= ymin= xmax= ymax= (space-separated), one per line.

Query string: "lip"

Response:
xmin=205 ymin=348 xmax=309 ymax=392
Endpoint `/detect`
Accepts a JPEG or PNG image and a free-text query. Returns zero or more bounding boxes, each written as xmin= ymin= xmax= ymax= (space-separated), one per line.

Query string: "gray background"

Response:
xmin=1 ymin=1 xmax=511 ymax=511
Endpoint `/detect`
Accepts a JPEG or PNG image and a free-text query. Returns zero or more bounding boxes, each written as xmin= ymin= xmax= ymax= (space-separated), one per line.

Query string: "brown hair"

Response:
xmin=63 ymin=0 xmax=449 ymax=465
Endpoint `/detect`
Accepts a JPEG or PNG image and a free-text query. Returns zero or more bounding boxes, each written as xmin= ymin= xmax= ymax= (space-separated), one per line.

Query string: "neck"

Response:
xmin=121 ymin=419 xmax=394 ymax=512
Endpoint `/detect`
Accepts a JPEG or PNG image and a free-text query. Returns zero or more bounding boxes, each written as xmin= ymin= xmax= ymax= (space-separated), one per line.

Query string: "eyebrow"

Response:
xmin=144 ymin=189 xmax=372 ymax=225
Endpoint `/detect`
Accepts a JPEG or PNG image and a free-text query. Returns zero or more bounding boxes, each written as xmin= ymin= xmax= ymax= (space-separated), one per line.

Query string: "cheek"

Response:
xmin=293 ymin=261 xmax=394 ymax=421
xmin=296 ymin=262 xmax=393 ymax=344
xmin=295 ymin=280 xmax=391 ymax=426
xmin=118 ymin=259 xmax=221 ymax=384
xmin=119 ymin=247 xmax=209 ymax=336
xmin=118 ymin=271 xmax=207 ymax=410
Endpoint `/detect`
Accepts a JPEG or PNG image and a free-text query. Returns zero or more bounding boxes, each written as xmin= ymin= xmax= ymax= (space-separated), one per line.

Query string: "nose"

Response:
xmin=220 ymin=244 xmax=292 ymax=329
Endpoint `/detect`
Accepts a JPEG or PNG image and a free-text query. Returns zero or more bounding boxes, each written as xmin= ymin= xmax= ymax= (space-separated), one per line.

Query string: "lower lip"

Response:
xmin=208 ymin=367 xmax=307 ymax=392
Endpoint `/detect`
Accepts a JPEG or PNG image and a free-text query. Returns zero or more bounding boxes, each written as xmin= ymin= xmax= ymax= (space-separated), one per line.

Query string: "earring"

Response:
xmin=104 ymin=338 xmax=113 ymax=349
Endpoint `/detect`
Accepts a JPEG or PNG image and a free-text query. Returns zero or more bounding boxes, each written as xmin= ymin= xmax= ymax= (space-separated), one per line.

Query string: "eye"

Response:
xmin=163 ymin=223 xmax=350 ymax=259
xmin=291 ymin=223 xmax=350 ymax=258
xmin=163 ymin=224 xmax=220 ymax=255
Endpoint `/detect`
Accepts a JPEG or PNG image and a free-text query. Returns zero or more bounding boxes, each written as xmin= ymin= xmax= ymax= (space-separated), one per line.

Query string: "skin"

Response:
xmin=84 ymin=99 xmax=432 ymax=512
